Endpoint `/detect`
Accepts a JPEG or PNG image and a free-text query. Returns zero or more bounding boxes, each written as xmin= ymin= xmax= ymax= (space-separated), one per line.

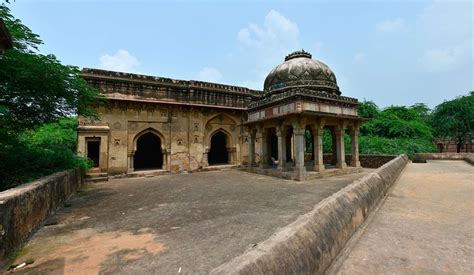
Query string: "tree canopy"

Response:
xmin=0 ymin=5 xmax=100 ymax=132
xmin=0 ymin=4 xmax=100 ymax=190
xmin=430 ymin=92 xmax=474 ymax=152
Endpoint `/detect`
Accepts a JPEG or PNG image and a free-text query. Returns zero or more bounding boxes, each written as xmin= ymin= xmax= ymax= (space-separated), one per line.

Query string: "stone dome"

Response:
xmin=263 ymin=50 xmax=340 ymax=95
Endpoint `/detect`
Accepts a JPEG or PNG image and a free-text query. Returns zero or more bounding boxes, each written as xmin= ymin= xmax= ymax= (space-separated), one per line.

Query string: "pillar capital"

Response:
xmin=336 ymin=120 xmax=348 ymax=132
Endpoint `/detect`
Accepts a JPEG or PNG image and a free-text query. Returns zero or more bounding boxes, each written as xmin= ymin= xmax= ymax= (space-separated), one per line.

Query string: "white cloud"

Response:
xmin=376 ymin=18 xmax=405 ymax=33
xmin=237 ymin=10 xmax=299 ymax=53
xmin=99 ymin=50 xmax=140 ymax=72
xmin=419 ymin=38 xmax=473 ymax=72
xmin=354 ymin=52 xmax=367 ymax=64
xmin=197 ymin=67 xmax=223 ymax=82
xmin=418 ymin=1 xmax=472 ymax=46
xmin=236 ymin=10 xmax=300 ymax=90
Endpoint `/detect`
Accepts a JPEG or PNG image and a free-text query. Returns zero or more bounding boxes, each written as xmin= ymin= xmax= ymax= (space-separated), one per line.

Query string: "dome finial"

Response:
xmin=285 ymin=49 xmax=312 ymax=61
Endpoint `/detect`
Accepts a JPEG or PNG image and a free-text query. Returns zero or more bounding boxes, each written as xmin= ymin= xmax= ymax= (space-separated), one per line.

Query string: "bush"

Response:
xmin=359 ymin=135 xmax=436 ymax=156
xmin=0 ymin=117 xmax=91 ymax=191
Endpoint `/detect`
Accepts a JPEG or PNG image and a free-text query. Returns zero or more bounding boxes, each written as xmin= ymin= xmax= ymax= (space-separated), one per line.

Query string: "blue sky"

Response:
xmin=7 ymin=0 xmax=473 ymax=108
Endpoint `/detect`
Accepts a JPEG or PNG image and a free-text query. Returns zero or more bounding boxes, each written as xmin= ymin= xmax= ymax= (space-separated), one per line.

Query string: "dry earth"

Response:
xmin=7 ymin=169 xmax=370 ymax=274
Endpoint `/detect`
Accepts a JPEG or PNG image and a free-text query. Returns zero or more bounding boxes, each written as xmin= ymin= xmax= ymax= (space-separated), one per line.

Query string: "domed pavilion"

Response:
xmin=244 ymin=50 xmax=366 ymax=180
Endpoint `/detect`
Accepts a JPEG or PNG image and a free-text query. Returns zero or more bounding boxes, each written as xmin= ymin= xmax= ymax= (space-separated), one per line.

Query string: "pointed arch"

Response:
xmin=206 ymin=127 xmax=233 ymax=148
xmin=208 ymin=129 xmax=231 ymax=165
xmin=132 ymin=128 xmax=166 ymax=152
xmin=204 ymin=113 xmax=238 ymax=127
xmin=132 ymin=128 xmax=166 ymax=171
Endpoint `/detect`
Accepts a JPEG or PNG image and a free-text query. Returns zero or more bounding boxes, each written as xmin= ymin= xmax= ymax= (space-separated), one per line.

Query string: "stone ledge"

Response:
xmin=0 ymin=169 xmax=84 ymax=263
xmin=211 ymin=154 xmax=409 ymax=275
xmin=239 ymin=166 xmax=364 ymax=181
xmin=414 ymin=153 xmax=474 ymax=165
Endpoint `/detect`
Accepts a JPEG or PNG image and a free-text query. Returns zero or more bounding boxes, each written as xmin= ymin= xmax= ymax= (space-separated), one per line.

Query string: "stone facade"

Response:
xmin=78 ymin=69 xmax=261 ymax=175
xmin=78 ymin=50 xmax=366 ymax=180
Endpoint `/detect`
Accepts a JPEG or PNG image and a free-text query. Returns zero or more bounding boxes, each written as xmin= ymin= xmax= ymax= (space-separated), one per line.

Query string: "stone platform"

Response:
xmin=240 ymin=164 xmax=364 ymax=181
xmin=5 ymin=170 xmax=370 ymax=274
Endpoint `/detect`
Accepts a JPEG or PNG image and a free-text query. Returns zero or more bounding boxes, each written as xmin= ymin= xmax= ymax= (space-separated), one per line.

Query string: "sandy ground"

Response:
xmin=7 ymin=169 xmax=370 ymax=274
xmin=336 ymin=160 xmax=474 ymax=274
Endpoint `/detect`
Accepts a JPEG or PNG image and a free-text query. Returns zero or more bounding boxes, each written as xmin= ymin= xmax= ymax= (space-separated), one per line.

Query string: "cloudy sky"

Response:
xmin=8 ymin=0 xmax=473 ymax=108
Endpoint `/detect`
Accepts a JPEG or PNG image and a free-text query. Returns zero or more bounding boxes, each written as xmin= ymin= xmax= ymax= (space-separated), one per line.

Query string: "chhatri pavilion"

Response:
xmin=243 ymin=50 xmax=366 ymax=180
xmin=78 ymin=50 xmax=366 ymax=181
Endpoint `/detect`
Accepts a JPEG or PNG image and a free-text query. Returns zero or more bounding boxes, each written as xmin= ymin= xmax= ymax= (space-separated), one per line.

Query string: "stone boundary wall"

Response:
xmin=211 ymin=154 xmax=409 ymax=275
xmin=0 ymin=169 xmax=84 ymax=261
xmin=320 ymin=154 xmax=397 ymax=168
xmin=414 ymin=153 xmax=474 ymax=165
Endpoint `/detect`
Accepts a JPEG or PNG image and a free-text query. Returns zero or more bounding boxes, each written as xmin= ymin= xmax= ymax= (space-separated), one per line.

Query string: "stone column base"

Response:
xmin=336 ymin=162 xmax=347 ymax=169
xmin=350 ymin=160 xmax=361 ymax=167
xmin=313 ymin=164 xmax=325 ymax=172
xmin=294 ymin=166 xmax=306 ymax=181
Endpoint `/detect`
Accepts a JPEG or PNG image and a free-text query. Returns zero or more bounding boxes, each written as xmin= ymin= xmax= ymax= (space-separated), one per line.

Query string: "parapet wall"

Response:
xmin=211 ymin=154 xmax=409 ymax=275
xmin=0 ymin=169 xmax=84 ymax=261
xmin=321 ymin=154 xmax=397 ymax=168
xmin=414 ymin=153 xmax=474 ymax=165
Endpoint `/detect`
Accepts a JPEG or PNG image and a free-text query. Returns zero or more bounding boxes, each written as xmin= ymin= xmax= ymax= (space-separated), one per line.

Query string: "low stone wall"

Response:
xmin=211 ymin=155 xmax=409 ymax=275
xmin=321 ymin=154 xmax=397 ymax=168
xmin=414 ymin=153 xmax=474 ymax=164
xmin=0 ymin=169 xmax=84 ymax=261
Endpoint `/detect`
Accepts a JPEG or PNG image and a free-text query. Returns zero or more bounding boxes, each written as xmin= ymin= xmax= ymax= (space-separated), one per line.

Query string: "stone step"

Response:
xmin=85 ymin=172 xmax=108 ymax=178
xmin=85 ymin=176 xmax=109 ymax=183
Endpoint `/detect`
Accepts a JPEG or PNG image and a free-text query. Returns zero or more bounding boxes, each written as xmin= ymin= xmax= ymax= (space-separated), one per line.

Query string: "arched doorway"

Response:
xmin=208 ymin=131 xmax=229 ymax=165
xmin=134 ymin=132 xmax=163 ymax=170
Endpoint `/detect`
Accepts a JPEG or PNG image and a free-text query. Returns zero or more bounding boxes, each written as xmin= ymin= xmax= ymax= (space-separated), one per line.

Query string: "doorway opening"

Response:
xmin=134 ymin=132 xmax=163 ymax=170
xmin=208 ymin=131 xmax=229 ymax=165
xmin=269 ymin=128 xmax=278 ymax=166
xmin=86 ymin=138 xmax=100 ymax=168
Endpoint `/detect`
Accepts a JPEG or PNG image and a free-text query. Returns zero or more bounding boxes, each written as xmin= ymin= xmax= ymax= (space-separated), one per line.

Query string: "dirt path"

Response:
xmin=336 ymin=160 xmax=474 ymax=274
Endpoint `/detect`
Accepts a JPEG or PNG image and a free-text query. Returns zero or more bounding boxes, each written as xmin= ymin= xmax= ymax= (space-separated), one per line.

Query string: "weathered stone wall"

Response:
xmin=78 ymin=105 xmax=252 ymax=174
xmin=320 ymin=154 xmax=397 ymax=168
xmin=0 ymin=169 xmax=84 ymax=261
xmin=414 ymin=153 xmax=474 ymax=165
xmin=211 ymin=155 xmax=409 ymax=275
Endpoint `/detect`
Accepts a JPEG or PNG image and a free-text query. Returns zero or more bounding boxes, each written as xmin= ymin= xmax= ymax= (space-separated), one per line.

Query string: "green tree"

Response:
xmin=0 ymin=4 xmax=100 ymax=190
xmin=431 ymin=92 xmax=474 ymax=153
xmin=358 ymin=100 xmax=379 ymax=119
xmin=0 ymin=5 xmax=100 ymax=132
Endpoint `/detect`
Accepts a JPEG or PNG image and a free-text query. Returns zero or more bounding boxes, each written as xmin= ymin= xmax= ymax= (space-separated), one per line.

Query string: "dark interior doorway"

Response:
xmin=286 ymin=129 xmax=293 ymax=162
xmin=437 ymin=143 xmax=443 ymax=153
xmin=269 ymin=129 xmax=278 ymax=165
xmin=209 ymin=131 xmax=229 ymax=165
xmin=87 ymin=139 xmax=100 ymax=168
xmin=134 ymin=132 xmax=163 ymax=170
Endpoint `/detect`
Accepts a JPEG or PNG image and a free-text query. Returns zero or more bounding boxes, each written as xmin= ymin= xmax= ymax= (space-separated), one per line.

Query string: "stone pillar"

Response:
xmin=128 ymin=151 xmax=134 ymax=173
xmin=166 ymin=149 xmax=172 ymax=171
xmin=202 ymin=149 xmax=209 ymax=167
xmin=350 ymin=124 xmax=361 ymax=167
xmin=248 ymin=130 xmax=256 ymax=167
xmin=259 ymin=127 xmax=269 ymax=168
xmin=336 ymin=122 xmax=347 ymax=169
xmin=276 ymin=126 xmax=287 ymax=171
xmin=312 ymin=119 xmax=325 ymax=172
xmin=293 ymin=124 xmax=306 ymax=180
xmin=227 ymin=147 xmax=236 ymax=165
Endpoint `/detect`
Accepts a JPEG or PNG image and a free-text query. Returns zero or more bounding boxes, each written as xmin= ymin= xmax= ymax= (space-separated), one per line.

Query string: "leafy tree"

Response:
xmin=358 ymin=100 xmax=379 ymax=119
xmin=0 ymin=117 xmax=91 ymax=190
xmin=431 ymin=92 xmax=474 ymax=153
xmin=0 ymin=4 xmax=100 ymax=132
xmin=0 ymin=4 xmax=100 ymax=190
